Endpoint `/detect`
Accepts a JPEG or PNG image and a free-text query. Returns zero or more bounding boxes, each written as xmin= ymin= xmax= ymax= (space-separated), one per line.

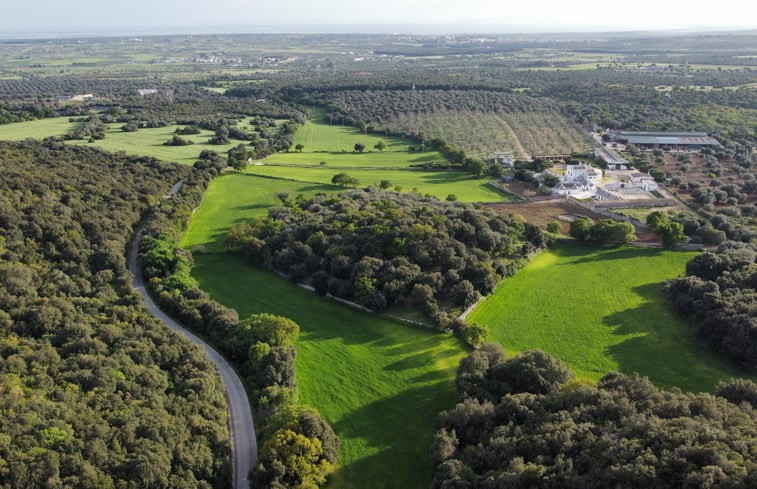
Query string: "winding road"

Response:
xmin=129 ymin=181 xmax=256 ymax=489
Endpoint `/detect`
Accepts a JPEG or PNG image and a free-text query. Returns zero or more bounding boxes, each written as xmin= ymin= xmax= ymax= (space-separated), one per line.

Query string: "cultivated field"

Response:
xmin=192 ymin=253 xmax=467 ymax=489
xmin=384 ymin=110 xmax=591 ymax=160
xmin=468 ymin=243 xmax=756 ymax=392
xmin=180 ymin=173 xmax=341 ymax=252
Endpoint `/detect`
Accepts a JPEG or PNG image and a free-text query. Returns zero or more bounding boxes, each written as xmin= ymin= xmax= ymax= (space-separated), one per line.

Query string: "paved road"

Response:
xmin=129 ymin=183 xmax=256 ymax=489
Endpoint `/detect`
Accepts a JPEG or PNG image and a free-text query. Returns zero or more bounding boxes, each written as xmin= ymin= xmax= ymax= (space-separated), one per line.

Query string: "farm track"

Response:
xmin=491 ymin=113 xmax=530 ymax=160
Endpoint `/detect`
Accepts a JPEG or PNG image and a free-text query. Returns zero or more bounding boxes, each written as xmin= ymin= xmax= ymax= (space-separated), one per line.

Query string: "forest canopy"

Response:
xmin=224 ymin=188 xmax=546 ymax=330
xmin=432 ymin=345 xmax=757 ymax=489
xmin=0 ymin=140 xmax=231 ymax=488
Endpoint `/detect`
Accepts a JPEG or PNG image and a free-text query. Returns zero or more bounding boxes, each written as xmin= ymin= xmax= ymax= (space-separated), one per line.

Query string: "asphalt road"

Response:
xmin=129 ymin=182 xmax=256 ymax=489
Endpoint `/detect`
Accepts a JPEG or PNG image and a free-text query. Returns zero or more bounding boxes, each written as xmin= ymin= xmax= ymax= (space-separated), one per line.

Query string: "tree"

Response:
xmin=461 ymin=323 xmax=490 ymax=347
xmin=275 ymin=190 xmax=292 ymax=205
xmin=163 ymin=134 xmax=194 ymax=146
xmin=373 ymin=141 xmax=386 ymax=152
xmin=295 ymin=143 xmax=304 ymax=152
xmin=542 ymin=173 xmax=560 ymax=187
xmin=379 ymin=179 xmax=392 ymax=189
xmin=569 ymin=216 xmax=593 ymax=241
xmin=227 ymin=143 xmax=250 ymax=170
xmin=463 ymin=158 xmax=485 ymax=177
xmin=487 ymin=164 xmax=503 ymax=178
xmin=238 ymin=313 xmax=300 ymax=347
xmin=354 ymin=143 xmax=365 ymax=153
xmin=255 ymin=429 xmax=333 ymax=488
xmin=209 ymin=127 xmax=230 ymax=145
xmin=646 ymin=211 xmax=688 ymax=248
xmin=331 ymin=172 xmax=360 ymax=187
xmin=546 ymin=221 xmax=561 ymax=234
xmin=589 ymin=219 xmax=636 ymax=245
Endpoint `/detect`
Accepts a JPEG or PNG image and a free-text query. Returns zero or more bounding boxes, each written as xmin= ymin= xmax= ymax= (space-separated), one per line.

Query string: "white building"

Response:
xmin=630 ymin=172 xmax=659 ymax=192
xmin=565 ymin=164 xmax=602 ymax=184
xmin=552 ymin=164 xmax=602 ymax=198
xmin=492 ymin=152 xmax=514 ymax=167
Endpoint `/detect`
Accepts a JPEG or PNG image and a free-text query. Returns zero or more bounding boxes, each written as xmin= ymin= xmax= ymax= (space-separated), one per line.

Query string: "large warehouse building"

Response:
xmin=617 ymin=131 xmax=721 ymax=150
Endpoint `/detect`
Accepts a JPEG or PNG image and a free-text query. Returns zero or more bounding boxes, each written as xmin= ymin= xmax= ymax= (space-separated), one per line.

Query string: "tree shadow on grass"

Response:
xmin=419 ymin=172 xmax=478 ymax=184
xmin=328 ymin=448 xmax=429 ymax=489
xmin=232 ymin=203 xmax=271 ymax=212
xmin=331 ymin=381 xmax=454 ymax=488
xmin=601 ymin=283 xmax=752 ymax=392
xmin=552 ymin=243 xmax=678 ymax=266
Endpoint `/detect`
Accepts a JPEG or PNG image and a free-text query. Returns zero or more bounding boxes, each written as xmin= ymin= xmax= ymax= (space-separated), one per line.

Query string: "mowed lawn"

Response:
xmin=246 ymin=165 xmax=512 ymax=203
xmin=180 ymin=173 xmax=341 ymax=252
xmin=192 ymin=253 xmax=468 ymax=489
xmin=0 ymin=117 xmax=239 ymax=164
xmin=468 ymin=243 xmax=757 ymax=392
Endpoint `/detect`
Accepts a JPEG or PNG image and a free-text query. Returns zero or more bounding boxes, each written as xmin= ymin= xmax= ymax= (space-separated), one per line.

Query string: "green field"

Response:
xmin=0 ymin=117 xmax=240 ymax=164
xmin=192 ymin=253 xmax=467 ymax=489
xmin=263 ymin=109 xmax=445 ymax=167
xmin=0 ymin=117 xmax=77 ymax=140
xmin=180 ymin=173 xmax=341 ymax=252
xmin=468 ymin=243 xmax=756 ymax=392
xmin=264 ymin=148 xmax=443 ymax=167
xmin=247 ymin=165 xmax=511 ymax=202
xmin=287 ymin=109 xmax=421 ymax=154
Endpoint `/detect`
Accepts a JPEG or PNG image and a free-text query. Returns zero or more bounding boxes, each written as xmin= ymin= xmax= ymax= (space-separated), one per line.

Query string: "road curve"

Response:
xmin=129 ymin=185 xmax=256 ymax=489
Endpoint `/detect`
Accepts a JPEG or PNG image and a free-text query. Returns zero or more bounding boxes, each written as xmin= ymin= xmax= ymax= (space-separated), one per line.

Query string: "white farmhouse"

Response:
xmin=565 ymin=164 xmax=602 ymax=184
xmin=552 ymin=164 xmax=602 ymax=198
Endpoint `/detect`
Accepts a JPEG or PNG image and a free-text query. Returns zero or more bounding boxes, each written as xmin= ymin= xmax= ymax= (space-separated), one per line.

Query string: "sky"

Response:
xmin=1 ymin=0 xmax=755 ymax=34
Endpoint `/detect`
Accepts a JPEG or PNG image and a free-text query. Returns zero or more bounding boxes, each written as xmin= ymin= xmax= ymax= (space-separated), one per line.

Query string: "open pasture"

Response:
xmin=266 ymin=109 xmax=446 ymax=167
xmin=0 ymin=116 xmax=240 ymax=164
xmin=192 ymin=253 xmax=468 ymax=489
xmin=468 ymin=243 xmax=756 ymax=392
xmin=246 ymin=164 xmax=515 ymax=202
xmin=180 ymin=173 xmax=340 ymax=252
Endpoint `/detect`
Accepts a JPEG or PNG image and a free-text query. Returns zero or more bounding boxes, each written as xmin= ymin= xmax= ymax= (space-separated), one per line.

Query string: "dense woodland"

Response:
xmin=432 ymin=345 xmax=757 ymax=488
xmin=137 ymin=151 xmax=338 ymax=488
xmin=224 ymin=189 xmax=545 ymax=337
xmin=0 ymin=140 xmax=231 ymax=488
xmin=0 ymin=31 xmax=755 ymax=488
xmin=665 ymin=242 xmax=757 ymax=367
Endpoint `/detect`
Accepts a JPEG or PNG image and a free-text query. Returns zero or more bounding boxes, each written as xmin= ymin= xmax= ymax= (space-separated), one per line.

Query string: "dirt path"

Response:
xmin=492 ymin=113 xmax=530 ymax=160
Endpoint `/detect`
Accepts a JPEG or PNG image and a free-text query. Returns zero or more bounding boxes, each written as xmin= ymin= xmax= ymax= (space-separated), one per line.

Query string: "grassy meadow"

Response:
xmin=180 ymin=173 xmax=341 ymax=252
xmin=0 ymin=116 xmax=240 ymax=164
xmin=252 ymin=111 xmax=515 ymax=202
xmin=247 ymin=165 xmax=511 ymax=202
xmin=192 ymin=253 xmax=468 ymax=489
xmin=263 ymin=148 xmax=443 ymax=167
xmin=468 ymin=242 xmax=756 ymax=392
xmin=262 ymin=109 xmax=450 ymax=167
